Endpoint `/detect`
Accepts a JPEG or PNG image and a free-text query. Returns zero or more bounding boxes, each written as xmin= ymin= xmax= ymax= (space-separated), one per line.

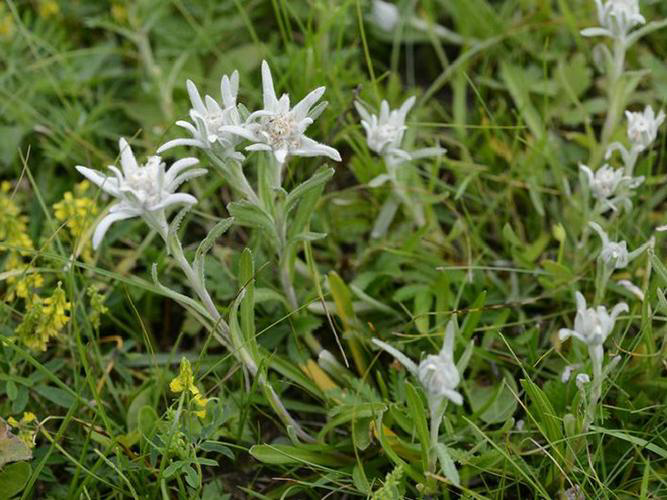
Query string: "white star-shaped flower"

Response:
xmin=559 ymin=292 xmax=627 ymax=348
xmin=625 ymin=105 xmax=665 ymax=152
xmin=355 ymin=97 xmax=445 ymax=168
xmin=589 ymin=221 xmax=653 ymax=269
xmin=158 ymin=72 xmax=245 ymax=162
xmin=579 ymin=163 xmax=643 ymax=212
xmin=222 ymin=60 xmax=341 ymax=165
xmin=76 ymin=138 xmax=206 ymax=248
xmin=372 ymin=318 xmax=463 ymax=406
xmin=581 ymin=0 xmax=646 ymax=41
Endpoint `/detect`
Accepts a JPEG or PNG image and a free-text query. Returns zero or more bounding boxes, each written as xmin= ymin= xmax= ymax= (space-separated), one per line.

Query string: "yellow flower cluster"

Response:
xmin=36 ymin=0 xmax=60 ymax=18
xmin=16 ymin=282 xmax=71 ymax=351
xmin=0 ymin=3 xmax=13 ymax=39
xmin=87 ymin=286 xmax=108 ymax=330
xmin=53 ymin=181 xmax=99 ymax=262
xmin=169 ymin=357 xmax=209 ymax=418
xmin=1 ymin=182 xmax=44 ymax=301
xmin=7 ymin=412 xmax=38 ymax=448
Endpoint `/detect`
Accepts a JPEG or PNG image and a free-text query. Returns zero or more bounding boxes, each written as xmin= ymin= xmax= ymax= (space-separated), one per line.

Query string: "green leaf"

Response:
xmin=0 ymin=461 xmax=32 ymax=499
xmin=0 ymin=419 xmax=32 ymax=468
xmin=238 ymin=248 xmax=256 ymax=349
xmin=468 ymin=371 xmax=518 ymax=424
xmin=521 ymin=379 xmax=564 ymax=457
xmin=500 ymin=62 xmax=545 ymax=141
xmin=461 ymin=291 xmax=486 ymax=340
xmin=434 ymin=443 xmax=460 ymax=487
xmin=284 ymin=167 xmax=334 ymax=217
xmin=414 ymin=289 xmax=432 ymax=335
xmin=227 ymin=201 xmax=278 ymax=249
xmin=249 ymin=444 xmax=349 ymax=467
xmin=34 ymin=385 xmax=75 ymax=408
xmin=404 ymin=382 xmax=430 ymax=469
xmin=193 ymin=217 xmax=234 ymax=276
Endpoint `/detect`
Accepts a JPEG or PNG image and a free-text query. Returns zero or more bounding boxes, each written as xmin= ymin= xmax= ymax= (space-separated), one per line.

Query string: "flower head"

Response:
xmin=589 ymin=221 xmax=653 ymax=269
xmin=170 ymin=357 xmax=209 ymax=419
xmin=579 ymin=163 xmax=643 ymax=213
xmin=158 ymin=72 xmax=245 ymax=161
xmin=223 ymin=60 xmax=341 ymax=165
xmin=369 ymin=0 xmax=400 ymax=32
xmin=355 ymin=97 xmax=445 ymax=167
xmin=559 ymin=292 xmax=627 ymax=348
xmin=581 ymin=0 xmax=645 ymax=41
xmin=417 ymin=321 xmax=462 ymax=405
xmin=372 ymin=318 xmax=463 ymax=406
xmin=625 ymin=106 xmax=665 ymax=152
xmin=76 ymin=138 xmax=206 ymax=248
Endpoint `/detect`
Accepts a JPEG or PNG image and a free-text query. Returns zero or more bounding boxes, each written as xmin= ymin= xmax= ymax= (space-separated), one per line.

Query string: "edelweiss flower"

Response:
xmin=372 ymin=318 xmax=463 ymax=406
xmin=355 ymin=97 xmax=444 ymax=167
xmin=559 ymin=292 xmax=627 ymax=348
xmin=559 ymin=292 xmax=627 ymax=376
xmin=625 ymin=106 xmax=665 ymax=152
xmin=581 ymin=0 xmax=646 ymax=41
xmin=369 ymin=0 xmax=400 ymax=32
xmin=158 ymin=72 xmax=245 ymax=161
xmin=222 ymin=60 xmax=341 ymax=165
xmin=76 ymin=138 xmax=205 ymax=248
xmin=589 ymin=221 xmax=653 ymax=269
xmin=579 ymin=163 xmax=643 ymax=212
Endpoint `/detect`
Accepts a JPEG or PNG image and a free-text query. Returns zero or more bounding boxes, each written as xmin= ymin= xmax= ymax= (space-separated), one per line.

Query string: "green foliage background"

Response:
xmin=2 ymin=0 xmax=667 ymax=498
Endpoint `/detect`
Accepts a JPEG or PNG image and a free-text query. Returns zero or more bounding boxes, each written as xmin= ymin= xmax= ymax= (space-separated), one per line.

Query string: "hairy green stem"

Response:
xmin=168 ymin=238 xmax=312 ymax=441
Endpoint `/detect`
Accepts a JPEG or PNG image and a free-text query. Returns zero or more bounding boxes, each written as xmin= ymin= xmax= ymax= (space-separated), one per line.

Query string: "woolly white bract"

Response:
xmin=559 ymin=292 xmax=627 ymax=381
xmin=372 ymin=319 xmax=463 ymax=406
xmin=589 ymin=221 xmax=652 ymax=269
xmin=625 ymin=105 xmax=665 ymax=152
xmin=355 ymin=96 xmax=444 ymax=167
xmin=222 ymin=60 xmax=341 ymax=165
xmin=76 ymin=138 xmax=205 ymax=248
xmin=579 ymin=163 xmax=643 ymax=212
xmin=158 ymin=72 xmax=245 ymax=161
xmin=581 ymin=0 xmax=645 ymax=41
xmin=559 ymin=292 xmax=627 ymax=349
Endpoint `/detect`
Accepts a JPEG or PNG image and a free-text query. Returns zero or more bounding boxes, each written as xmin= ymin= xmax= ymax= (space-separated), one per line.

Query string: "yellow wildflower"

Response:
xmin=8 ymin=412 xmax=38 ymax=448
xmin=1 ymin=182 xmax=43 ymax=301
xmin=87 ymin=286 xmax=108 ymax=330
xmin=53 ymin=181 xmax=99 ymax=262
xmin=37 ymin=0 xmax=60 ymax=18
xmin=0 ymin=3 xmax=13 ymax=39
xmin=111 ymin=2 xmax=127 ymax=24
xmin=169 ymin=357 xmax=209 ymax=419
xmin=16 ymin=282 xmax=71 ymax=351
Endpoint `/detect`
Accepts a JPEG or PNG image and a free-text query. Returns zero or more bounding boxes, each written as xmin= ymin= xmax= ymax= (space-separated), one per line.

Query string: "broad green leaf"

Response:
xmin=468 ymin=371 xmax=518 ymax=424
xmin=404 ymin=382 xmax=430 ymax=469
xmin=0 ymin=419 xmax=32 ymax=467
xmin=0 ymin=461 xmax=32 ymax=498
xmin=249 ymin=444 xmax=349 ymax=467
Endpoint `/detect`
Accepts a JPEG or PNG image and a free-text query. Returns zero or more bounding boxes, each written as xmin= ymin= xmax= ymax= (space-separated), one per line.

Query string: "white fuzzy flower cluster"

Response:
xmin=581 ymin=0 xmax=646 ymax=41
xmin=625 ymin=106 xmax=665 ymax=152
xmin=579 ymin=163 xmax=643 ymax=213
xmin=159 ymin=72 xmax=244 ymax=161
xmin=372 ymin=319 xmax=463 ymax=407
xmin=559 ymin=292 xmax=627 ymax=377
xmin=161 ymin=61 xmax=341 ymax=167
xmin=355 ymin=97 xmax=445 ymax=168
xmin=77 ymin=138 xmax=206 ymax=248
xmin=221 ymin=61 xmax=341 ymax=165
xmin=605 ymin=106 xmax=666 ymax=173
xmin=589 ymin=221 xmax=653 ymax=270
